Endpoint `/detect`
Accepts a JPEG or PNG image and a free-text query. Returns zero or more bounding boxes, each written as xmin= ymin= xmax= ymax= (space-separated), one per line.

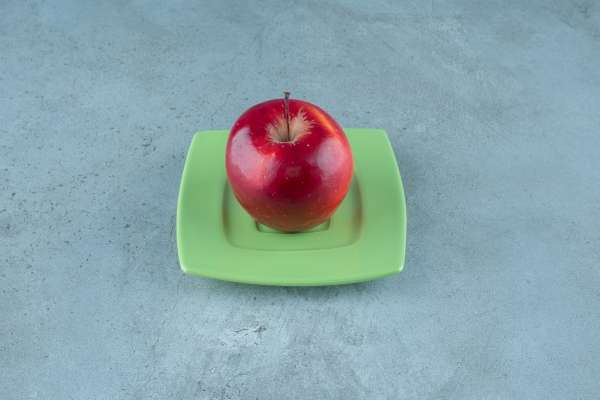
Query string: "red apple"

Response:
xmin=226 ymin=93 xmax=353 ymax=232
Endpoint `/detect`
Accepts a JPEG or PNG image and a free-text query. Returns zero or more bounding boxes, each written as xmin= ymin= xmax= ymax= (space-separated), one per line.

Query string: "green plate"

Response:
xmin=177 ymin=129 xmax=406 ymax=286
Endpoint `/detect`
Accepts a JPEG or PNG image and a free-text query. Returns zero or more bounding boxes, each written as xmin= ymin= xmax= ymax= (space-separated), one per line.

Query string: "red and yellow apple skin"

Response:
xmin=225 ymin=98 xmax=353 ymax=232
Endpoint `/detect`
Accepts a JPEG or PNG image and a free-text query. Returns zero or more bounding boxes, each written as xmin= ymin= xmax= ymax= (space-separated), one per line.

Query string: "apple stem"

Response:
xmin=283 ymin=91 xmax=290 ymax=141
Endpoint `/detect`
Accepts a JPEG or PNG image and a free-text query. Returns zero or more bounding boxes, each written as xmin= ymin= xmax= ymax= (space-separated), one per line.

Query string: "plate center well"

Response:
xmin=222 ymin=178 xmax=362 ymax=251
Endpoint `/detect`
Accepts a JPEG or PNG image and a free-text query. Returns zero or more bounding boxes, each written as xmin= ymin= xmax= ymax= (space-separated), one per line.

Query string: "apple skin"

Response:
xmin=225 ymin=98 xmax=353 ymax=232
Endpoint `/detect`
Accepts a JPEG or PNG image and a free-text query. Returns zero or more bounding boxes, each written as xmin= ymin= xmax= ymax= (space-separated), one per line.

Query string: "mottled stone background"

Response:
xmin=1 ymin=1 xmax=599 ymax=399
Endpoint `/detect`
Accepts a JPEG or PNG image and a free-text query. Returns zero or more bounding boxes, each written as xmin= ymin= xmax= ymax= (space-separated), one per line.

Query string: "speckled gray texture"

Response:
xmin=2 ymin=1 xmax=600 ymax=399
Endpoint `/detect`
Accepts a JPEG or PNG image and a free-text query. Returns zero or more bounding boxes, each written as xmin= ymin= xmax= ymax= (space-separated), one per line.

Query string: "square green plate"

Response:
xmin=177 ymin=129 xmax=406 ymax=286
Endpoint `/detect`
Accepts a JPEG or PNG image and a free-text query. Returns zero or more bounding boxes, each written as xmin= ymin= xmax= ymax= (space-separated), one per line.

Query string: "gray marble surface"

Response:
xmin=2 ymin=1 xmax=600 ymax=399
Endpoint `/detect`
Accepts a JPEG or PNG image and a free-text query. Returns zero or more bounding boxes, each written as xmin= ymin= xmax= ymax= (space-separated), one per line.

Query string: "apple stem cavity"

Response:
xmin=267 ymin=92 xmax=313 ymax=144
xmin=283 ymin=91 xmax=291 ymax=141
